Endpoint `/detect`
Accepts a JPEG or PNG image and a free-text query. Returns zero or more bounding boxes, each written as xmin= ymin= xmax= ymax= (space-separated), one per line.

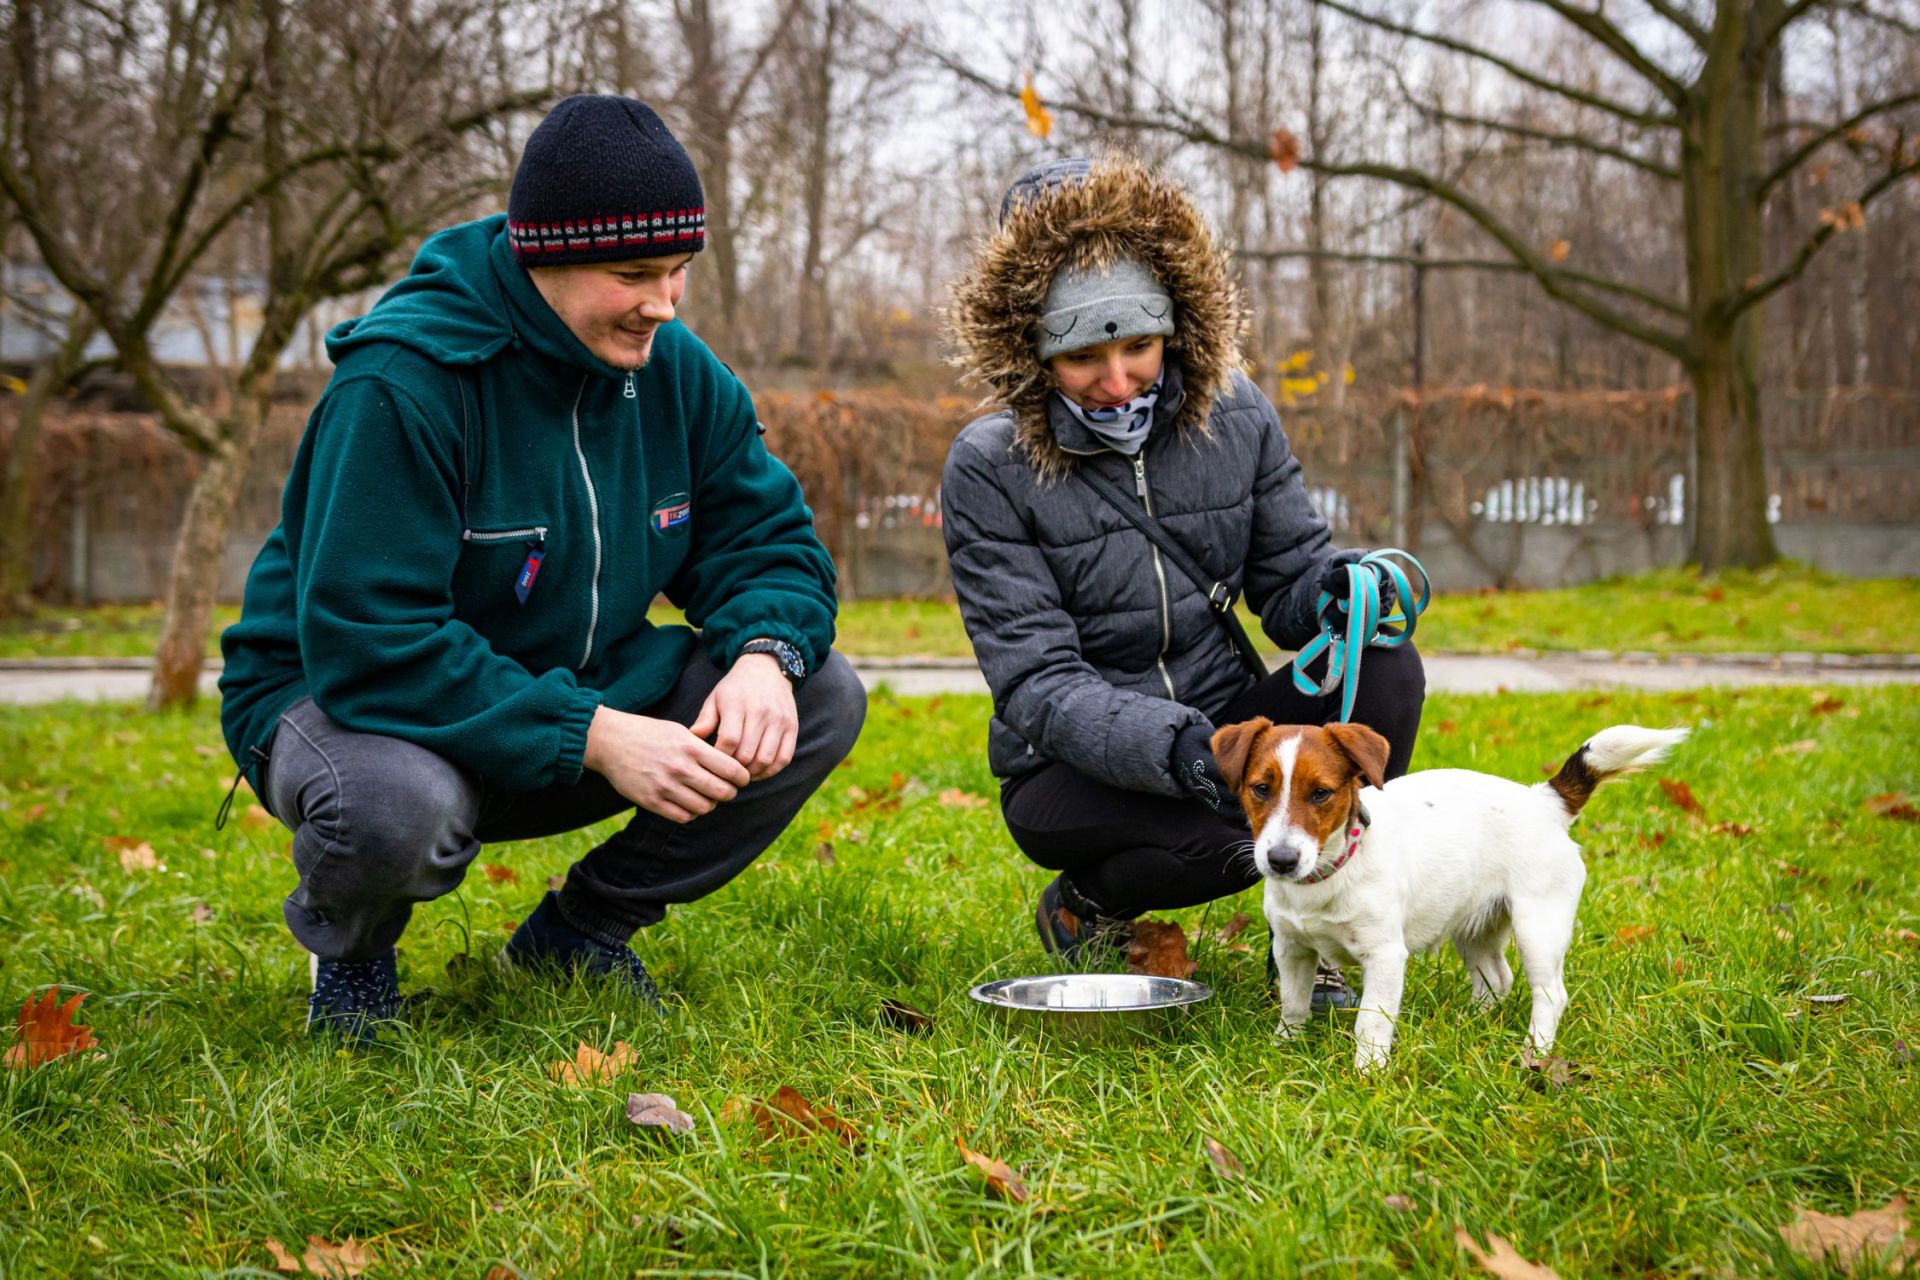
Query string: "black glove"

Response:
xmin=1172 ymin=722 xmax=1232 ymax=815
xmin=1317 ymin=556 xmax=1396 ymax=625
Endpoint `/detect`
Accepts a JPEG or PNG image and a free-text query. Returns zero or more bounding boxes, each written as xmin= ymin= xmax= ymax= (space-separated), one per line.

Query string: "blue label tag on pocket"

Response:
xmin=515 ymin=547 xmax=545 ymax=603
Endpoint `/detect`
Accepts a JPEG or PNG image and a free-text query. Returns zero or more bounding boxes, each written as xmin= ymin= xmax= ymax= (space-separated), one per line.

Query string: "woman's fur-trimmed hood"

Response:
xmin=946 ymin=154 xmax=1247 ymax=480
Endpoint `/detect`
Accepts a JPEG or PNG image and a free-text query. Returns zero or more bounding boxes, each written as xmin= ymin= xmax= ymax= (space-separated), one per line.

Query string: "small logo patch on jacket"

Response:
xmin=652 ymin=493 xmax=692 ymax=532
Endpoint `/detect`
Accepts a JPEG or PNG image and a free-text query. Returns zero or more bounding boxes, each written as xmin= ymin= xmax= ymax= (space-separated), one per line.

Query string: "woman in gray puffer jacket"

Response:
xmin=942 ymin=155 xmax=1425 ymax=990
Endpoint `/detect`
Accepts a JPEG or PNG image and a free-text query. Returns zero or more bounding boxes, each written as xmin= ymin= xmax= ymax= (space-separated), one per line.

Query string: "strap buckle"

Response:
xmin=1206 ymin=582 xmax=1235 ymax=612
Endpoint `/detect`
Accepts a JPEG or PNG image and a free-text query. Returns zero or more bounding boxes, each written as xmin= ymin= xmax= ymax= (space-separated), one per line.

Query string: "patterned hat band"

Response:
xmin=507 ymin=210 xmax=706 ymax=259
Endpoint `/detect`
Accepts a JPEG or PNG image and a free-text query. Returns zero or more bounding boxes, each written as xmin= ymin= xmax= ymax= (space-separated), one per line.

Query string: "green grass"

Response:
xmin=3 ymin=565 xmax=1912 ymax=663
xmin=1 ymin=685 xmax=1915 ymax=1276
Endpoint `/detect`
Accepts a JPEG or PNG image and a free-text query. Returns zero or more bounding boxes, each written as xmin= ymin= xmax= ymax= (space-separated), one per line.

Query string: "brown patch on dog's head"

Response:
xmin=1212 ymin=721 xmax=1389 ymax=876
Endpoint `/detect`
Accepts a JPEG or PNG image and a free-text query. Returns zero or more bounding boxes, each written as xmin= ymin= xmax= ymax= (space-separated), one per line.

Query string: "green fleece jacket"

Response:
xmin=218 ymin=215 xmax=837 ymax=794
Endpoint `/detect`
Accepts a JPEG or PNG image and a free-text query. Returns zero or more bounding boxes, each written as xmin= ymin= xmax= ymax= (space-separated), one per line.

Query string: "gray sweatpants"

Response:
xmin=259 ymin=651 xmax=867 ymax=960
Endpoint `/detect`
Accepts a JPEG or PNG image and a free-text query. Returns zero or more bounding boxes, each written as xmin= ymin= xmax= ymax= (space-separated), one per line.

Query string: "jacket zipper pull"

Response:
xmin=1132 ymin=456 xmax=1148 ymax=498
xmin=214 ymin=745 xmax=270 ymax=831
xmin=623 ymin=372 xmax=636 ymax=400
xmin=514 ymin=533 xmax=547 ymax=605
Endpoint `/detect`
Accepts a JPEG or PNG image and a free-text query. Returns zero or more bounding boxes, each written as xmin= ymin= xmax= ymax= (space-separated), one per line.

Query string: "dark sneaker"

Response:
xmin=1265 ymin=949 xmax=1362 ymax=1014
xmin=1035 ymin=875 xmax=1133 ymax=964
xmin=308 ymin=950 xmax=402 ymax=1047
xmin=502 ymin=892 xmax=665 ymax=1014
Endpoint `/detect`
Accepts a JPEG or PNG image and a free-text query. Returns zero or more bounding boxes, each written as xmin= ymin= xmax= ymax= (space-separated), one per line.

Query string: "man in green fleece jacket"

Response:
xmin=218 ymin=94 xmax=867 ymax=1043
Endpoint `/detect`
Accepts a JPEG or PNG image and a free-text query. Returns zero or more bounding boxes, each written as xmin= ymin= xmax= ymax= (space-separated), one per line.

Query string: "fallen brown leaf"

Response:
xmin=1126 ymin=920 xmax=1197 ymax=979
xmin=1435 ymin=719 xmax=1458 ymax=735
xmin=1611 ymin=924 xmax=1656 ymax=948
xmin=625 ymin=1091 xmax=694 ymax=1136
xmin=937 ymin=788 xmax=989 ymax=810
xmin=1382 ymin=1193 xmax=1416 ymax=1213
xmin=958 ymin=1136 xmax=1029 ymax=1203
xmin=1659 ymin=777 xmax=1702 ymax=815
xmin=240 ymin=804 xmax=274 ymax=831
xmin=265 ymin=1234 xmax=369 ymax=1277
xmin=1810 ymin=695 xmax=1846 ymax=716
xmin=481 ymin=863 xmax=518 ymax=885
xmin=767 ymin=1084 xmax=861 ymax=1147
xmin=5 ymin=989 xmax=99 ymax=1068
xmin=548 ymin=1040 xmax=636 ymax=1086
xmin=878 ymin=998 xmax=933 ymax=1033
xmin=814 ymin=841 xmax=836 ymax=866
xmin=1520 ymin=1045 xmax=1591 ymax=1089
xmin=1214 ymin=912 xmax=1254 ymax=944
xmin=20 ymin=803 xmax=47 ymax=823
xmin=105 ymin=835 xmax=158 ymax=873
xmin=1455 ymin=1227 xmax=1563 ymax=1279
xmin=1779 ymin=1196 xmax=1917 ymax=1273
xmin=1202 ymin=1136 xmax=1245 ymax=1180
xmin=1866 ymin=792 xmax=1920 ymax=823
xmin=1710 ymin=821 xmax=1755 ymax=837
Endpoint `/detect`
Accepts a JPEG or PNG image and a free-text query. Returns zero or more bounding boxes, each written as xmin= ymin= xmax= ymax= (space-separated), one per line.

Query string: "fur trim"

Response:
xmin=945 ymin=153 xmax=1248 ymax=482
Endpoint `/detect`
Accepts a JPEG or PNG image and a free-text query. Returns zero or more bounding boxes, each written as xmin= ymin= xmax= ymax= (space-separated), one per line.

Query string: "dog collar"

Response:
xmin=1297 ymin=800 xmax=1370 ymax=886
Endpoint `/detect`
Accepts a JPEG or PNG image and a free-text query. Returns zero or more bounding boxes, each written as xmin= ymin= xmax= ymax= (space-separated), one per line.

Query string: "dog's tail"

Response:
xmin=1539 ymin=725 xmax=1690 ymax=822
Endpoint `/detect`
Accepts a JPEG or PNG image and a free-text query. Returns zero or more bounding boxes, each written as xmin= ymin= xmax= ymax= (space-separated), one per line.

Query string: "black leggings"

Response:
xmin=999 ymin=643 xmax=1425 ymax=917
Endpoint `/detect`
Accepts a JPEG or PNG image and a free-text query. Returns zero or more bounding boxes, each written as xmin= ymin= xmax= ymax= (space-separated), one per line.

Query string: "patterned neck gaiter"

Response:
xmin=1055 ymin=380 xmax=1162 ymax=456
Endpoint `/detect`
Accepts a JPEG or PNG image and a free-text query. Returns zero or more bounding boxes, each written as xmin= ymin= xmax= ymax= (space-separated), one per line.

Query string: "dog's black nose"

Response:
xmin=1268 ymin=856 xmax=1297 ymax=877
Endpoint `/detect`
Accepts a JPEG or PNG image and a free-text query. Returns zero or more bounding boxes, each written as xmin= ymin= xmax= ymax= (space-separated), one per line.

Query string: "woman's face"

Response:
xmin=1047 ymin=334 xmax=1165 ymax=411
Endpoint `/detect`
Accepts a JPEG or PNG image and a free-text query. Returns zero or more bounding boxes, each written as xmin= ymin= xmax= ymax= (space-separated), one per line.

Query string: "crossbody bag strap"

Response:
xmin=1074 ymin=465 xmax=1270 ymax=681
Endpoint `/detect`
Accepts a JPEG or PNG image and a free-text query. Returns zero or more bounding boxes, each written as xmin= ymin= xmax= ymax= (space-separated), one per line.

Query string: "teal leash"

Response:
xmin=1290 ymin=550 xmax=1432 ymax=723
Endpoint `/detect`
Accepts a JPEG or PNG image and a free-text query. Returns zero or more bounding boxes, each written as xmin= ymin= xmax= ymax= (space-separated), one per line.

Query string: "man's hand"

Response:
xmin=583 ymin=705 xmax=752 ymax=823
xmin=691 ymin=652 xmax=799 ymax=781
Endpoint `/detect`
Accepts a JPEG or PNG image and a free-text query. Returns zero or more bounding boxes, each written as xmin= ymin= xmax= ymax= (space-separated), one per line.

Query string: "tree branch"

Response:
xmin=1312 ymin=0 xmax=1679 ymax=128
xmin=1762 ymin=0 xmax=1829 ymax=46
xmin=1388 ymin=62 xmax=1679 ymax=178
xmin=1639 ymin=0 xmax=1710 ymax=47
xmin=1758 ymin=90 xmax=1920 ymax=198
xmin=1236 ymin=246 xmax=1688 ymax=315
xmin=1534 ymin=0 xmax=1688 ymax=104
xmin=1725 ymin=156 xmax=1920 ymax=321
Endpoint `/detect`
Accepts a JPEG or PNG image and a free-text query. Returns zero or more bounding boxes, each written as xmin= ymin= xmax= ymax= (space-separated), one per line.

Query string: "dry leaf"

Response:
xmin=20 ymin=803 xmax=47 ymax=823
xmin=878 ymin=998 xmax=933 ymax=1033
xmin=1612 ymin=925 xmax=1656 ymax=948
xmin=546 ymin=873 xmax=565 ymax=890
xmin=1214 ymin=912 xmax=1254 ymax=943
xmin=1126 ymin=920 xmax=1197 ymax=979
xmin=482 ymin=863 xmax=518 ymax=885
xmin=1383 ymin=1193 xmax=1416 ymax=1213
xmin=1779 ymin=1196 xmax=1916 ymax=1273
xmin=548 ymin=1040 xmax=636 ymax=1086
xmin=814 ymin=841 xmax=836 ymax=866
xmin=105 ymin=836 xmax=158 ymax=873
xmin=1520 ymin=1045 xmax=1590 ymax=1089
xmin=1710 ymin=822 xmax=1755 ymax=837
xmin=1268 ymin=127 xmax=1302 ymax=171
xmin=240 ymin=804 xmax=274 ymax=831
xmin=625 ymin=1091 xmax=694 ymax=1136
xmin=767 ymin=1084 xmax=861 ymax=1148
xmin=937 ymin=788 xmax=988 ymax=810
xmin=1455 ymin=1227 xmax=1563 ymax=1279
xmin=1866 ymin=793 xmax=1920 ymax=823
xmin=958 ymin=1136 xmax=1029 ymax=1203
xmin=1548 ymin=239 xmax=1570 ymax=263
xmin=1203 ymin=1136 xmax=1245 ymax=1179
xmin=1817 ymin=201 xmax=1867 ymax=232
xmin=5 ymin=989 xmax=99 ymax=1068
xmin=1435 ymin=719 xmax=1458 ymax=735
xmin=1019 ymin=74 xmax=1053 ymax=139
xmin=1811 ymin=695 xmax=1846 ymax=716
xmin=265 ymin=1234 xmax=369 ymax=1277
xmin=1659 ymin=778 xmax=1702 ymax=815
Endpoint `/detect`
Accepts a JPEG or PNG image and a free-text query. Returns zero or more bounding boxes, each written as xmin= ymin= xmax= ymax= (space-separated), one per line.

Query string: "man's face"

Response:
xmin=529 ymin=253 xmax=692 ymax=370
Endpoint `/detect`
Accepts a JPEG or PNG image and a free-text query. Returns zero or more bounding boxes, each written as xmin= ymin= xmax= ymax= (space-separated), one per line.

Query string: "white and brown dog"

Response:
xmin=1210 ymin=719 xmax=1687 ymax=1071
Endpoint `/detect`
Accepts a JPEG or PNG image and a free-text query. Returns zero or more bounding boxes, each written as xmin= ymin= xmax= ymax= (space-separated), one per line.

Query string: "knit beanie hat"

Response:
xmin=1035 ymin=253 xmax=1176 ymax=360
xmin=507 ymin=94 xmax=705 ymax=266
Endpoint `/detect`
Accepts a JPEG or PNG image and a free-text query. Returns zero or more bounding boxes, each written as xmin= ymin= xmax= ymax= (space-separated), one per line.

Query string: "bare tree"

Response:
xmin=1 ymin=0 xmax=557 ymax=706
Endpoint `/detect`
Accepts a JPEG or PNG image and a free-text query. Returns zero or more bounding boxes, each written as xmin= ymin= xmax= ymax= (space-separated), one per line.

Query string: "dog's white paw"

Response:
xmin=1354 ymin=1042 xmax=1392 ymax=1073
xmin=1273 ymin=1019 xmax=1300 ymax=1041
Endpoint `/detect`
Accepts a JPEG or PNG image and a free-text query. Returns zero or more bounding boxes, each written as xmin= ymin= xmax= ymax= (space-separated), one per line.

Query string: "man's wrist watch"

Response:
xmin=739 ymin=638 xmax=806 ymax=683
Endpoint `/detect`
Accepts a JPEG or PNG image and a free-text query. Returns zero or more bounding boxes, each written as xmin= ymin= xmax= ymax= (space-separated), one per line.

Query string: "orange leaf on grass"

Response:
xmin=1866 ymin=792 xmax=1920 ymax=823
xmin=104 ymin=835 xmax=158 ymax=873
xmin=240 ymin=804 xmax=274 ymax=831
xmin=1612 ymin=925 xmax=1656 ymax=948
xmin=1779 ymin=1195 xmax=1918 ymax=1273
xmin=957 ymin=1136 xmax=1029 ymax=1203
xmin=937 ymin=788 xmax=989 ymax=810
xmin=1659 ymin=778 xmax=1702 ymax=815
xmin=1203 ymin=1136 xmax=1245 ymax=1179
xmin=1126 ymin=920 xmax=1197 ymax=979
xmin=1455 ymin=1228 xmax=1563 ymax=1279
xmin=5 ymin=989 xmax=99 ymax=1068
xmin=548 ymin=1040 xmax=637 ymax=1086
xmin=726 ymin=1086 xmax=861 ymax=1148
xmin=264 ymin=1234 xmax=369 ymax=1277
xmin=1214 ymin=912 xmax=1254 ymax=943
xmin=481 ymin=863 xmax=518 ymax=885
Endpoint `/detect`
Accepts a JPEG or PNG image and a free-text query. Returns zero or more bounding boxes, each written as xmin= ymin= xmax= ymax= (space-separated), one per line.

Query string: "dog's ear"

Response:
xmin=1210 ymin=717 xmax=1270 ymax=791
xmin=1325 ymin=722 xmax=1390 ymax=790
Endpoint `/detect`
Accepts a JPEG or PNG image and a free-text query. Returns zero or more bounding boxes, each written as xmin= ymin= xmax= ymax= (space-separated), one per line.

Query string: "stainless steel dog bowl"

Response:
xmin=968 ymin=974 xmax=1213 ymax=1042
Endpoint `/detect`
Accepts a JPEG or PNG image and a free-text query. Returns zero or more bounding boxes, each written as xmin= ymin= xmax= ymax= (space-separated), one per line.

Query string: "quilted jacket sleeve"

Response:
xmin=942 ymin=428 xmax=1208 ymax=796
xmin=1236 ymin=378 xmax=1362 ymax=651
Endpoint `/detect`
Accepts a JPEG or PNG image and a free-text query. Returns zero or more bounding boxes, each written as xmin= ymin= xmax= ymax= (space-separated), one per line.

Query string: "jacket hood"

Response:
xmin=946 ymin=153 xmax=1247 ymax=481
xmin=325 ymin=214 xmax=632 ymax=380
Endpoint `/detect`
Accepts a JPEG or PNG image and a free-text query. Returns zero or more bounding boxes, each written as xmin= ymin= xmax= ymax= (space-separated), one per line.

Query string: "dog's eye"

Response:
xmin=1308 ymin=788 xmax=1334 ymax=804
xmin=1250 ymin=782 xmax=1271 ymax=802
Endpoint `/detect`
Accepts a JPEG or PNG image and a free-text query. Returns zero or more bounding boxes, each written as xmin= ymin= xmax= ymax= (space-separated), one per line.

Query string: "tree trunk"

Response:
xmin=147 ymin=394 xmax=264 ymax=710
xmin=0 ymin=316 xmax=96 ymax=616
xmin=1681 ymin=0 xmax=1780 ymax=571
xmin=795 ymin=1 xmax=838 ymax=370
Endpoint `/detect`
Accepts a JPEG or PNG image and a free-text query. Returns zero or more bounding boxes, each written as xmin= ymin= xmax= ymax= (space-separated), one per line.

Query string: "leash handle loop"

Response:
xmin=1289 ymin=549 xmax=1432 ymax=723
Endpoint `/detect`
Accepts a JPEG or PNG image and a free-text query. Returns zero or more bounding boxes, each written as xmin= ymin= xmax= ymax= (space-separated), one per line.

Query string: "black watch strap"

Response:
xmin=740 ymin=638 xmax=806 ymax=682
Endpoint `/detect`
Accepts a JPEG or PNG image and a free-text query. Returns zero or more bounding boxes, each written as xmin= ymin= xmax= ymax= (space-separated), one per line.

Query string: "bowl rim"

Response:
xmin=967 ymin=973 xmax=1215 ymax=1013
